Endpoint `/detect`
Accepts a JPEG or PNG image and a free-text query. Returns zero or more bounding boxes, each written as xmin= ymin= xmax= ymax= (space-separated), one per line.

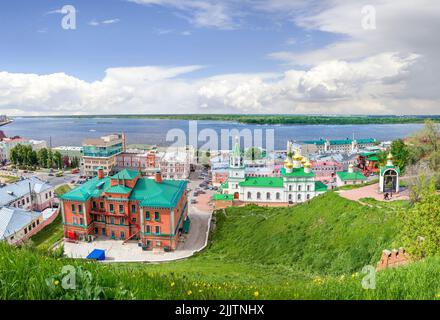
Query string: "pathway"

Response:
xmin=338 ymin=183 xmax=410 ymax=203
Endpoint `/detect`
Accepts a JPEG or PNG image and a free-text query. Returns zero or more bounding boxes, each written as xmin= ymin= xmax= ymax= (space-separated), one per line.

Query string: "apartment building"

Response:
xmin=82 ymin=133 xmax=126 ymax=177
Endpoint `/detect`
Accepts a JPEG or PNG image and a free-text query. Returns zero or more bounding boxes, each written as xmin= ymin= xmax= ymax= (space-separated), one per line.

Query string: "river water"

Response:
xmin=2 ymin=117 xmax=423 ymax=149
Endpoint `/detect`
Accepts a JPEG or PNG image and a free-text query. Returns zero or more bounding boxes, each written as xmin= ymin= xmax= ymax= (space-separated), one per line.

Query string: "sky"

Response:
xmin=0 ymin=0 xmax=439 ymax=116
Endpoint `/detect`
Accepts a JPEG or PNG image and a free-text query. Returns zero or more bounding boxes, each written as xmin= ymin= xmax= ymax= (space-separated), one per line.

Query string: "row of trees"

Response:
xmin=9 ymin=144 xmax=79 ymax=170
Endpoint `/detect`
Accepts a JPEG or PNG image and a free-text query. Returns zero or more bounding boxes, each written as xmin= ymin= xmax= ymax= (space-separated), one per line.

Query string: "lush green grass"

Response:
xmin=2 ymin=191 xmax=437 ymax=300
xmin=30 ymin=215 xmax=64 ymax=251
xmin=200 ymin=192 xmax=399 ymax=275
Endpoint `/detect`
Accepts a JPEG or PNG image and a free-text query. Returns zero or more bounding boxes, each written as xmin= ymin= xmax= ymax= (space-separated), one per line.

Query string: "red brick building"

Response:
xmin=60 ymin=168 xmax=188 ymax=251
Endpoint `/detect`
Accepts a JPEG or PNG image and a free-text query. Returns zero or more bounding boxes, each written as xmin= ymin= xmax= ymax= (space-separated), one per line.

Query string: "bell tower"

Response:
xmin=228 ymin=136 xmax=245 ymax=198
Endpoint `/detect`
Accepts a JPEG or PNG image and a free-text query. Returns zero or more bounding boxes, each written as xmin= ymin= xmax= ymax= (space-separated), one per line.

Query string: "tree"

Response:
xmin=63 ymin=155 xmax=70 ymax=168
xmin=46 ymin=149 xmax=53 ymax=168
xmin=53 ymin=151 xmax=62 ymax=169
xmin=37 ymin=148 xmax=49 ymax=168
xmin=400 ymin=179 xmax=440 ymax=259
xmin=245 ymin=147 xmax=263 ymax=161
xmin=390 ymin=139 xmax=410 ymax=173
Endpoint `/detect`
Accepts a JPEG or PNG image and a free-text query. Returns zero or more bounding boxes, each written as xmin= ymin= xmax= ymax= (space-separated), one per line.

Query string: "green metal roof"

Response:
xmin=60 ymin=177 xmax=111 ymax=201
xmin=315 ymin=181 xmax=328 ymax=192
xmin=239 ymin=177 xmax=283 ymax=188
xmin=212 ymin=193 xmax=234 ymax=201
xmin=111 ymin=169 xmax=140 ymax=180
xmin=366 ymin=156 xmax=379 ymax=162
xmin=106 ymin=185 xmax=132 ymax=194
xmin=380 ymin=165 xmax=401 ymax=176
xmin=220 ymin=182 xmax=229 ymax=190
xmin=337 ymin=171 xmax=367 ymax=181
xmin=360 ymin=151 xmax=379 ymax=157
xmin=130 ymin=179 xmax=187 ymax=208
xmin=281 ymin=167 xmax=315 ymax=178
xmin=61 ymin=175 xmax=187 ymax=209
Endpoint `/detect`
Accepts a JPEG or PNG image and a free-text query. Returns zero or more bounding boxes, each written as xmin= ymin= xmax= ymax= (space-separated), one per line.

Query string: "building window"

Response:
xmin=100 ymin=202 xmax=104 ymax=209
xmin=307 ymin=194 xmax=311 ymax=200
xmin=289 ymin=185 xmax=292 ymax=191
xmin=71 ymin=204 xmax=75 ymax=212
xmin=119 ymin=205 xmax=124 ymax=214
xmin=120 ymin=231 xmax=125 ymax=240
xmin=266 ymin=192 xmax=271 ymax=200
xmin=92 ymin=202 xmax=97 ymax=209
xmin=110 ymin=217 xmax=115 ymax=224
xmin=109 ymin=204 xmax=114 ymax=212
xmin=78 ymin=205 xmax=83 ymax=213
xmin=298 ymin=185 xmax=302 ymax=191
xmin=146 ymin=225 xmax=151 ymax=234
xmin=307 ymin=185 xmax=311 ymax=192
xmin=73 ymin=217 xmax=77 ymax=225
xmin=154 ymin=212 xmax=160 ymax=221
xmin=257 ymin=192 xmax=261 ymax=200
xmin=145 ymin=212 xmax=150 ymax=220
xmin=155 ymin=226 xmax=160 ymax=234
xmin=247 ymin=192 xmax=252 ymax=200
xmin=131 ymin=204 xmax=136 ymax=213
xmin=298 ymin=194 xmax=302 ymax=201
xmin=276 ymin=193 xmax=281 ymax=200
xmin=80 ymin=218 xmax=84 ymax=225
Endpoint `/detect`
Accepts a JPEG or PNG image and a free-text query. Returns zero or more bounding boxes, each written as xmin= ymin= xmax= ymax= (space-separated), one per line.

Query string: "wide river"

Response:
xmin=2 ymin=117 xmax=423 ymax=149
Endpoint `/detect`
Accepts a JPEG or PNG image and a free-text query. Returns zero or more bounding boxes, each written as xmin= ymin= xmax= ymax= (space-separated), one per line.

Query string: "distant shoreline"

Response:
xmin=10 ymin=114 xmax=440 ymax=125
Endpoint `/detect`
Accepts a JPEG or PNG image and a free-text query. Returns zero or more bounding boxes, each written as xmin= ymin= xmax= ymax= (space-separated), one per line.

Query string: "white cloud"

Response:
xmin=0 ymin=53 xmax=432 ymax=116
xmin=89 ymin=18 xmax=120 ymax=27
xmin=127 ymin=0 xmax=236 ymax=29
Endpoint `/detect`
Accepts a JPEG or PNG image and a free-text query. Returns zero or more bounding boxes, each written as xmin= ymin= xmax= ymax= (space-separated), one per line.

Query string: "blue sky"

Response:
xmin=0 ymin=1 xmax=438 ymax=115
xmin=0 ymin=0 xmax=338 ymax=81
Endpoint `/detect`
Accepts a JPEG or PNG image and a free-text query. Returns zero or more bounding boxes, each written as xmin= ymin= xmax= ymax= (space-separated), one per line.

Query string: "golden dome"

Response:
xmin=293 ymin=152 xmax=303 ymax=161
xmin=387 ymin=152 xmax=394 ymax=160
xmin=286 ymin=162 xmax=294 ymax=169
xmin=304 ymin=160 xmax=312 ymax=168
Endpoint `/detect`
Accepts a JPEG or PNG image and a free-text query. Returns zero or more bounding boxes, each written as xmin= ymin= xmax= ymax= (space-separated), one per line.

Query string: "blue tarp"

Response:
xmin=86 ymin=249 xmax=106 ymax=261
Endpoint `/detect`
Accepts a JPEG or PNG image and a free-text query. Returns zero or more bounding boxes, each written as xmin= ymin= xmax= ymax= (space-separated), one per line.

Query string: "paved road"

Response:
xmin=1 ymin=168 xmax=81 ymax=188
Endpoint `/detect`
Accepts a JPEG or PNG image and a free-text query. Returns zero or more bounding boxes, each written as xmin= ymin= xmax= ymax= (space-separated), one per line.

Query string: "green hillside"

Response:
xmin=2 ymin=191 xmax=437 ymax=300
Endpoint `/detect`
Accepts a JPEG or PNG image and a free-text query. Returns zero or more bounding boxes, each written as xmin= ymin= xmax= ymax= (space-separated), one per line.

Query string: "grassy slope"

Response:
xmin=201 ymin=192 xmax=399 ymax=275
xmin=2 ymin=191 xmax=437 ymax=300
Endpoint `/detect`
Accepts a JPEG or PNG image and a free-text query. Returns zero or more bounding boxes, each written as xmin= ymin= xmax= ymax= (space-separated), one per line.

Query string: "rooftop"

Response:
xmin=0 ymin=177 xmax=53 ymax=206
xmin=337 ymin=171 xmax=367 ymax=181
xmin=280 ymin=167 xmax=315 ymax=178
xmin=0 ymin=207 xmax=41 ymax=240
xmin=239 ymin=177 xmax=284 ymax=188
xmin=61 ymin=174 xmax=187 ymax=209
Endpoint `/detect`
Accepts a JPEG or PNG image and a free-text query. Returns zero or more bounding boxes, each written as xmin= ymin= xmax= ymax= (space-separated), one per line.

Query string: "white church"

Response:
xmin=217 ymin=139 xmax=327 ymax=205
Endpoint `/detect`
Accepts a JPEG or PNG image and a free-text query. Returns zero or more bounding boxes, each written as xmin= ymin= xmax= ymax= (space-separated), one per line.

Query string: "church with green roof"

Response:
xmin=214 ymin=138 xmax=327 ymax=206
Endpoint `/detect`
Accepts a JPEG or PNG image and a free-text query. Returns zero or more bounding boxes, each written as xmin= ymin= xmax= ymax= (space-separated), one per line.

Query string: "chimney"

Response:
xmin=98 ymin=168 xmax=104 ymax=180
xmin=155 ymin=171 xmax=163 ymax=184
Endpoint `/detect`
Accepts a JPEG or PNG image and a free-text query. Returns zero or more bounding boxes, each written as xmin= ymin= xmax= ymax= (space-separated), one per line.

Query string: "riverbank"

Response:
xmin=15 ymin=114 xmax=440 ymax=125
